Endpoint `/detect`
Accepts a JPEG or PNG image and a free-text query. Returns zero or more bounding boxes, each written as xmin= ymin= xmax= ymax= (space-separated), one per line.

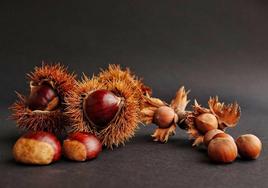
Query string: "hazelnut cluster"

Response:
xmin=142 ymin=89 xmax=262 ymax=164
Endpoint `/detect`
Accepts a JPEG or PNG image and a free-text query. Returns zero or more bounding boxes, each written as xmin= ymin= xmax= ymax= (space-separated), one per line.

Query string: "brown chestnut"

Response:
xmin=13 ymin=131 xmax=61 ymax=165
xmin=63 ymin=132 xmax=102 ymax=161
xmin=83 ymin=89 xmax=123 ymax=129
xmin=208 ymin=137 xmax=237 ymax=163
xmin=28 ymin=83 xmax=59 ymax=111
xmin=203 ymin=129 xmax=224 ymax=146
xmin=236 ymin=134 xmax=262 ymax=160
xmin=195 ymin=113 xmax=218 ymax=134
xmin=153 ymin=106 xmax=176 ymax=128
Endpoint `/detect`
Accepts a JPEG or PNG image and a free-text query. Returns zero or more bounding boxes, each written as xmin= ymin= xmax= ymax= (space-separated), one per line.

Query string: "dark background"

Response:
xmin=1 ymin=0 xmax=268 ymax=187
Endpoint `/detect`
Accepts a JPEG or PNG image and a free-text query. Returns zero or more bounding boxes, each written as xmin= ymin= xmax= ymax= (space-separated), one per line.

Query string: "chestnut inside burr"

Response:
xmin=83 ymin=89 xmax=124 ymax=130
xmin=27 ymin=82 xmax=60 ymax=111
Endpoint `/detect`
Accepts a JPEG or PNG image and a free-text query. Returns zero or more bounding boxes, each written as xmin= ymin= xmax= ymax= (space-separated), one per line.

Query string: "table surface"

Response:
xmin=1 ymin=1 xmax=268 ymax=188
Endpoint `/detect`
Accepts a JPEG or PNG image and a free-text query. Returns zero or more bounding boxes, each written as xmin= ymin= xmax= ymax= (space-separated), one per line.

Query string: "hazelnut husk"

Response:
xmin=65 ymin=65 xmax=150 ymax=148
xmin=10 ymin=64 xmax=77 ymax=134
xmin=185 ymin=97 xmax=241 ymax=146
xmin=141 ymin=86 xmax=190 ymax=142
xmin=13 ymin=131 xmax=61 ymax=165
xmin=236 ymin=134 xmax=262 ymax=160
xmin=208 ymin=137 xmax=238 ymax=163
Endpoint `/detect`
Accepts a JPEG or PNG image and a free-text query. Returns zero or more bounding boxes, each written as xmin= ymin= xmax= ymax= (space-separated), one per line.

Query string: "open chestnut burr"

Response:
xmin=10 ymin=64 xmax=77 ymax=134
xmin=65 ymin=65 xmax=150 ymax=148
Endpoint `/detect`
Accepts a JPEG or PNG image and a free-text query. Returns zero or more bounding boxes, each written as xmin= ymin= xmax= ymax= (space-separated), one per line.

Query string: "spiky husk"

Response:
xmin=66 ymin=66 xmax=146 ymax=148
xmin=27 ymin=63 xmax=76 ymax=99
xmin=10 ymin=64 xmax=77 ymax=134
xmin=98 ymin=64 xmax=151 ymax=109
xmin=65 ymin=76 xmax=102 ymax=134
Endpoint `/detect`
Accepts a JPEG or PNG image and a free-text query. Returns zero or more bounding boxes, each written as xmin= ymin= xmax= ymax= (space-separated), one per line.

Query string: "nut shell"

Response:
xmin=153 ymin=106 xmax=176 ymax=128
xmin=13 ymin=138 xmax=55 ymax=165
xmin=212 ymin=133 xmax=234 ymax=142
xmin=195 ymin=113 xmax=218 ymax=134
xmin=236 ymin=134 xmax=262 ymax=160
xmin=204 ymin=129 xmax=224 ymax=146
xmin=63 ymin=132 xmax=102 ymax=161
xmin=208 ymin=137 xmax=237 ymax=163
xmin=83 ymin=89 xmax=122 ymax=129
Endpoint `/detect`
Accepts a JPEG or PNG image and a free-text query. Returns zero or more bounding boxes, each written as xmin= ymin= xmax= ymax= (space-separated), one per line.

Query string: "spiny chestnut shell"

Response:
xmin=13 ymin=131 xmax=61 ymax=165
xmin=83 ymin=89 xmax=122 ymax=129
xmin=153 ymin=106 xmax=176 ymax=128
xmin=28 ymin=84 xmax=59 ymax=111
xmin=63 ymin=132 xmax=102 ymax=161
xmin=236 ymin=134 xmax=262 ymax=160
xmin=195 ymin=113 xmax=218 ymax=134
xmin=208 ymin=137 xmax=237 ymax=163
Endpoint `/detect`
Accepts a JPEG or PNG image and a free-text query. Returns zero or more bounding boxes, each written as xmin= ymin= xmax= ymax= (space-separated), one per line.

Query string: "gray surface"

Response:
xmin=1 ymin=0 xmax=268 ymax=187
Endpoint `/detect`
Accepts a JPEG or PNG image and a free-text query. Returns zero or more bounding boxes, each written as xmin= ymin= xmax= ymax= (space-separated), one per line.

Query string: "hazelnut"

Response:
xmin=195 ymin=113 xmax=218 ymax=134
xmin=208 ymin=137 xmax=237 ymax=163
xmin=236 ymin=134 xmax=262 ymax=160
xmin=83 ymin=89 xmax=123 ymax=129
xmin=63 ymin=132 xmax=102 ymax=161
xmin=13 ymin=131 xmax=61 ymax=165
xmin=28 ymin=83 xmax=59 ymax=111
xmin=204 ymin=129 xmax=224 ymax=146
xmin=153 ymin=106 xmax=176 ymax=128
xmin=212 ymin=133 xmax=234 ymax=142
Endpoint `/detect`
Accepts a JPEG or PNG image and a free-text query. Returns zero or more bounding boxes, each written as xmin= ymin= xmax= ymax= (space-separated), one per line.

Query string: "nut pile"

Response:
xmin=141 ymin=88 xmax=262 ymax=164
xmin=10 ymin=63 xmax=262 ymax=165
xmin=10 ymin=63 xmax=150 ymax=165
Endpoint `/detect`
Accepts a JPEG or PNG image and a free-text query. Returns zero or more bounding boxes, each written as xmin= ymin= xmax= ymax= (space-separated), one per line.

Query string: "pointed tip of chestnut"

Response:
xmin=83 ymin=89 xmax=123 ymax=129
xmin=28 ymin=84 xmax=59 ymax=111
xmin=153 ymin=106 xmax=176 ymax=128
xmin=63 ymin=132 xmax=102 ymax=161
xmin=13 ymin=131 xmax=61 ymax=165
xmin=236 ymin=134 xmax=262 ymax=160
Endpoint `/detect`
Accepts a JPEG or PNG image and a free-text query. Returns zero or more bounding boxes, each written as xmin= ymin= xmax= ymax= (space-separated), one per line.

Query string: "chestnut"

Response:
xmin=153 ymin=106 xmax=177 ymax=128
xmin=28 ymin=83 xmax=59 ymax=111
xmin=13 ymin=131 xmax=61 ymax=165
xmin=195 ymin=113 xmax=218 ymax=134
xmin=63 ymin=132 xmax=102 ymax=161
xmin=236 ymin=134 xmax=262 ymax=160
xmin=83 ymin=89 xmax=123 ymax=129
xmin=203 ymin=129 xmax=224 ymax=146
xmin=208 ymin=137 xmax=237 ymax=163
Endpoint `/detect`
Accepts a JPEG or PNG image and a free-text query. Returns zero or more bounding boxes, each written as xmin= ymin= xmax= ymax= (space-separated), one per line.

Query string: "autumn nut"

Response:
xmin=153 ymin=106 xmax=177 ymax=128
xmin=63 ymin=132 xmax=102 ymax=161
xmin=208 ymin=137 xmax=237 ymax=163
xmin=203 ymin=129 xmax=224 ymax=146
xmin=236 ymin=134 xmax=262 ymax=160
xmin=83 ymin=89 xmax=123 ymax=129
xmin=13 ymin=131 xmax=61 ymax=165
xmin=28 ymin=83 xmax=59 ymax=111
xmin=195 ymin=113 xmax=218 ymax=134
